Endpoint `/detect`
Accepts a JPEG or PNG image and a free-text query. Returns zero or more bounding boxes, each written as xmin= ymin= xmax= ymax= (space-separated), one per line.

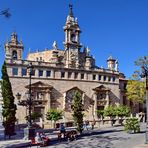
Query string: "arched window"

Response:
xmin=71 ymin=34 xmax=76 ymax=43
xmin=12 ymin=50 xmax=17 ymax=60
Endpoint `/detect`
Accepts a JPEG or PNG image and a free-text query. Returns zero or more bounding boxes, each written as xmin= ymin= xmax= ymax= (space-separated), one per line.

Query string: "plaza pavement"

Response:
xmin=0 ymin=123 xmax=147 ymax=148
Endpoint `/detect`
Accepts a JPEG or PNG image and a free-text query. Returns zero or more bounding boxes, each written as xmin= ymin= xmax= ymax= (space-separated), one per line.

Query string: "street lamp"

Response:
xmin=16 ymin=62 xmax=35 ymax=140
xmin=141 ymin=65 xmax=148 ymax=144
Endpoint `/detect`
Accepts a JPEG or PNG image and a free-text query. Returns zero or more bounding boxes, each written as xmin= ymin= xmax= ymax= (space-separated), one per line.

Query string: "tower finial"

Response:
xmin=69 ymin=4 xmax=73 ymax=17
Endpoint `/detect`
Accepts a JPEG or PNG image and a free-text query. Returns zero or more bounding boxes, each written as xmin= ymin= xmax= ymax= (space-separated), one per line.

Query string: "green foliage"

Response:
xmin=134 ymin=56 xmax=148 ymax=67
xmin=26 ymin=112 xmax=42 ymax=121
xmin=124 ymin=118 xmax=140 ymax=133
xmin=126 ymin=78 xmax=145 ymax=103
xmin=97 ymin=110 xmax=104 ymax=119
xmin=116 ymin=105 xmax=130 ymax=118
xmin=104 ymin=106 xmax=116 ymax=118
xmin=46 ymin=109 xmax=63 ymax=128
xmin=72 ymin=91 xmax=84 ymax=134
xmin=1 ymin=62 xmax=17 ymax=137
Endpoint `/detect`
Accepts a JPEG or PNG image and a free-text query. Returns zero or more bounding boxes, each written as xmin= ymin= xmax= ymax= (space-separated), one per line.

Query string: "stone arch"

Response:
xmin=71 ymin=34 xmax=76 ymax=42
xmin=12 ymin=50 xmax=17 ymax=60
xmin=64 ymin=87 xmax=84 ymax=112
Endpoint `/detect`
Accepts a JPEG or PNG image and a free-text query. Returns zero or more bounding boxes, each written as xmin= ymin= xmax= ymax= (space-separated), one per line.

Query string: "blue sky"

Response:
xmin=0 ymin=0 xmax=148 ymax=78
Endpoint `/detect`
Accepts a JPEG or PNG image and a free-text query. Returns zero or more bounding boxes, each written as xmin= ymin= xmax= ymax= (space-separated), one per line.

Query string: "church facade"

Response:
xmin=4 ymin=5 xmax=140 ymax=127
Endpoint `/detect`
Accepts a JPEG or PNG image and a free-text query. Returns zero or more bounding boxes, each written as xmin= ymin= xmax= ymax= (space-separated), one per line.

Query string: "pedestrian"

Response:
xmin=35 ymin=132 xmax=42 ymax=144
xmin=40 ymin=132 xmax=50 ymax=146
xmin=91 ymin=119 xmax=96 ymax=130
xmin=60 ymin=123 xmax=66 ymax=138
xmin=84 ymin=120 xmax=89 ymax=130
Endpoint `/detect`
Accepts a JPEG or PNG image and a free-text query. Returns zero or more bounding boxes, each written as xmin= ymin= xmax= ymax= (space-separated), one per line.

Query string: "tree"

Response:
xmin=135 ymin=56 xmax=148 ymax=68
xmin=116 ymin=105 xmax=130 ymax=118
xmin=97 ymin=110 xmax=104 ymax=120
xmin=104 ymin=106 xmax=117 ymax=126
xmin=46 ymin=109 xmax=63 ymax=128
xmin=26 ymin=112 xmax=42 ymax=122
xmin=126 ymin=77 xmax=145 ymax=103
xmin=1 ymin=61 xmax=17 ymax=138
xmin=116 ymin=105 xmax=130 ymax=125
xmin=72 ymin=91 xmax=84 ymax=134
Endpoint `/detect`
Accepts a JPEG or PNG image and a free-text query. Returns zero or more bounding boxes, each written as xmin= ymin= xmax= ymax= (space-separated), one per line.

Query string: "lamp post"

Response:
xmin=27 ymin=62 xmax=34 ymax=127
xmin=16 ymin=62 xmax=35 ymax=140
xmin=141 ymin=65 xmax=148 ymax=144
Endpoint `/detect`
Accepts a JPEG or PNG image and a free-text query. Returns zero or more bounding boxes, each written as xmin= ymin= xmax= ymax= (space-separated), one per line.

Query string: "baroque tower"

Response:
xmin=63 ymin=4 xmax=82 ymax=68
xmin=5 ymin=32 xmax=24 ymax=60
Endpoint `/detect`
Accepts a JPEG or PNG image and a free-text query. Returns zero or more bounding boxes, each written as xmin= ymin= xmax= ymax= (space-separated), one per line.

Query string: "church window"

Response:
xmin=40 ymin=57 xmax=42 ymax=61
xmin=99 ymin=75 xmax=102 ymax=81
xmin=31 ymin=69 xmax=35 ymax=76
xmin=71 ymin=34 xmax=76 ymax=42
xmin=124 ymin=83 xmax=127 ymax=90
xmin=81 ymin=73 xmax=84 ymax=79
xmin=22 ymin=68 xmax=27 ymax=76
xmin=12 ymin=67 xmax=18 ymax=76
xmin=103 ymin=76 xmax=106 ymax=81
xmin=108 ymin=76 xmax=111 ymax=82
xmin=93 ymin=74 xmax=96 ymax=80
xmin=39 ymin=70 xmax=43 ymax=77
xmin=46 ymin=70 xmax=51 ymax=77
xmin=74 ymin=72 xmax=78 ymax=79
xmin=12 ymin=50 xmax=17 ymax=60
xmin=112 ymin=76 xmax=116 ymax=82
xmin=61 ymin=72 xmax=65 ymax=78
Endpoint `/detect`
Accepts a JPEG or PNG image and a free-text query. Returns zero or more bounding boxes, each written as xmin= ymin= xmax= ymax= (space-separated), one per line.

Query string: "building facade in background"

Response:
xmin=4 ymin=5 xmax=140 ymax=127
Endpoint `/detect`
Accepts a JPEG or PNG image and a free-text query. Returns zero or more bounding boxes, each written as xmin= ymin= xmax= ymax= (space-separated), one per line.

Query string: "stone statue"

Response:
xmin=86 ymin=46 xmax=90 ymax=56
xmin=115 ymin=60 xmax=119 ymax=71
xmin=52 ymin=41 xmax=58 ymax=50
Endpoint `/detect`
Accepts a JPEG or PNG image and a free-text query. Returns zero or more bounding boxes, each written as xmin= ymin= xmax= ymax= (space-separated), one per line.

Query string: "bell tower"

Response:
xmin=5 ymin=32 xmax=24 ymax=60
xmin=63 ymin=4 xmax=82 ymax=68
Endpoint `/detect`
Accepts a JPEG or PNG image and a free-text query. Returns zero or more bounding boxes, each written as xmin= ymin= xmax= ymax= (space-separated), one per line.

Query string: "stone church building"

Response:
xmin=4 ymin=5 xmax=140 ymax=127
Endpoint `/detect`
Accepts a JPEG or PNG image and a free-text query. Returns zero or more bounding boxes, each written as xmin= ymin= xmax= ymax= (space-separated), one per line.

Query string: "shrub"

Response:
xmin=124 ymin=118 xmax=140 ymax=133
xmin=97 ymin=110 xmax=104 ymax=119
xmin=116 ymin=105 xmax=130 ymax=125
xmin=46 ymin=109 xmax=63 ymax=128
xmin=104 ymin=106 xmax=117 ymax=126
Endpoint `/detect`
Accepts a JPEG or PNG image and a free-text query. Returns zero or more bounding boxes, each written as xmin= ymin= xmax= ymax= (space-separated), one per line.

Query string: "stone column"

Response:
xmin=84 ymin=73 xmax=88 ymax=80
xmin=105 ymin=91 xmax=109 ymax=108
xmin=65 ymin=30 xmax=68 ymax=42
xmin=68 ymin=31 xmax=71 ymax=42
xmin=65 ymin=71 xmax=68 ymax=79
xmin=93 ymin=92 xmax=98 ymax=120
xmin=43 ymin=70 xmax=46 ymax=78
xmin=77 ymin=72 xmax=81 ymax=80
xmin=35 ymin=69 xmax=38 ymax=77
xmin=51 ymin=69 xmax=55 ymax=78
xmin=71 ymin=72 xmax=75 ymax=79
xmin=82 ymin=93 xmax=85 ymax=105
xmin=18 ymin=67 xmax=21 ymax=76
xmin=45 ymin=90 xmax=51 ymax=121
xmin=96 ymin=74 xmax=99 ymax=81
xmin=63 ymin=93 xmax=66 ymax=110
